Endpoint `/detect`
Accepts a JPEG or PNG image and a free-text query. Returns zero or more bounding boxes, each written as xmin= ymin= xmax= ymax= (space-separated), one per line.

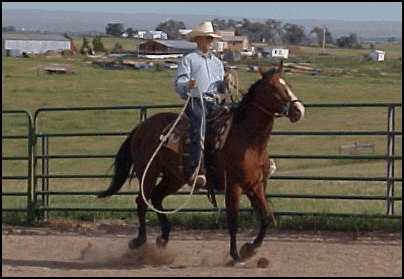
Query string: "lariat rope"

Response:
xmin=225 ymin=69 xmax=242 ymax=104
xmin=140 ymin=91 xmax=206 ymax=215
xmin=140 ymin=70 xmax=240 ymax=215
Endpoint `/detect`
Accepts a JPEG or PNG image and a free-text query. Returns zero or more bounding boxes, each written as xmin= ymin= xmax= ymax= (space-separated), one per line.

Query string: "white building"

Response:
xmin=369 ymin=50 xmax=385 ymax=61
xmin=135 ymin=30 xmax=167 ymax=40
xmin=145 ymin=31 xmax=167 ymax=40
xmin=261 ymin=46 xmax=289 ymax=59
xmin=2 ymin=34 xmax=71 ymax=57
xmin=135 ymin=31 xmax=147 ymax=39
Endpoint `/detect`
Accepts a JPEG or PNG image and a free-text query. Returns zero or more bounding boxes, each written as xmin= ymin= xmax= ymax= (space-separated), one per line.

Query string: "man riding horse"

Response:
xmin=99 ymin=56 xmax=304 ymax=261
xmin=174 ymin=21 xmax=230 ymax=190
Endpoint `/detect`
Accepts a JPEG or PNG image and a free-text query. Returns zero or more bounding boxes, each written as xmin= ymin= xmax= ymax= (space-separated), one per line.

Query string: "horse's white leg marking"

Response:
xmin=269 ymin=158 xmax=276 ymax=176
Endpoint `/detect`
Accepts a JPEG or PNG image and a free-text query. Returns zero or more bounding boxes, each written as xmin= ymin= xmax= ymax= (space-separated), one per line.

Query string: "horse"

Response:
xmin=98 ymin=61 xmax=305 ymax=262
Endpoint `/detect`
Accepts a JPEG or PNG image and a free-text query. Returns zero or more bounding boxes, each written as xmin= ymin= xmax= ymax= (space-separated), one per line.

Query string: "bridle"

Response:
xmin=252 ymin=99 xmax=302 ymax=118
xmin=251 ymin=75 xmax=303 ymax=118
xmin=230 ymin=69 xmax=303 ymax=119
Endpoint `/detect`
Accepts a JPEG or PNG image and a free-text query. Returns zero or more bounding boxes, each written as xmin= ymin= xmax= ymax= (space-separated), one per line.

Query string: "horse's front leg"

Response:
xmin=241 ymin=182 xmax=275 ymax=258
xmin=226 ymin=185 xmax=242 ymax=261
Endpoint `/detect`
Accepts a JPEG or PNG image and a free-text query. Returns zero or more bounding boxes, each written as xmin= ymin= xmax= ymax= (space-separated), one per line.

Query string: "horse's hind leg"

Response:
xmin=128 ymin=169 xmax=159 ymax=250
xmin=151 ymin=174 xmax=183 ymax=247
xmin=128 ymin=195 xmax=148 ymax=249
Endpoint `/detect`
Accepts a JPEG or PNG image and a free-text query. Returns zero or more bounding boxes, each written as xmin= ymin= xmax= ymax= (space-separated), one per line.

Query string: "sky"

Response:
xmin=2 ymin=2 xmax=402 ymax=22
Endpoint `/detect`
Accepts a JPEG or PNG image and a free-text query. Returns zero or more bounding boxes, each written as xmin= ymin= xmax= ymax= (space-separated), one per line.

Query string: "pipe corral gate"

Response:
xmin=2 ymin=103 xmax=402 ymax=223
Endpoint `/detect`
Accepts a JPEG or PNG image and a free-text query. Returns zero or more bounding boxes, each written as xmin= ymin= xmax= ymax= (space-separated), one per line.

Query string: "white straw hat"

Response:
xmin=184 ymin=21 xmax=221 ymax=42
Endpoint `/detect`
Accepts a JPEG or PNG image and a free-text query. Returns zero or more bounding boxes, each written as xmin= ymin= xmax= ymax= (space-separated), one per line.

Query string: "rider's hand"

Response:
xmin=189 ymin=78 xmax=197 ymax=89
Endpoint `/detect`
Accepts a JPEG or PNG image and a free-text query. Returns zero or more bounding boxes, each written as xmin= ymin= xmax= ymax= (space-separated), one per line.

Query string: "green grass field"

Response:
xmin=2 ymin=42 xmax=402 ymax=230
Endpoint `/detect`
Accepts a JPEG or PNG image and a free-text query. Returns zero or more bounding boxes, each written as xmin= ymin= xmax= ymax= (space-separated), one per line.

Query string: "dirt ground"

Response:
xmin=2 ymin=221 xmax=402 ymax=277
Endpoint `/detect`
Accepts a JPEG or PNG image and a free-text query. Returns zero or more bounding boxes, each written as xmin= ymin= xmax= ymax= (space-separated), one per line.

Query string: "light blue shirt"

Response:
xmin=174 ymin=49 xmax=225 ymax=99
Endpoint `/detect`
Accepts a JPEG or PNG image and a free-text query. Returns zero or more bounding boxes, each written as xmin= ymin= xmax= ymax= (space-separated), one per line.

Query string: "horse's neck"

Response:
xmin=234 ymin=104 xmax=275 ymax=151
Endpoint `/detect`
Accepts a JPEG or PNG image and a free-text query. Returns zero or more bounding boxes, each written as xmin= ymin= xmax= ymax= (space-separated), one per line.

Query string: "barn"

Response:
xmin=2 ymin=34 xmax=71 ymax=57
xmin=137 ymin=40 xmax=196 ymax=54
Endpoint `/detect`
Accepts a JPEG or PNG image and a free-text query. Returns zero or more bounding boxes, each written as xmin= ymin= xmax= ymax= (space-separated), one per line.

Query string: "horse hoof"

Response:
xmin=230 ymin=251 xmax=243 ymax=263
xmin=156 ymin=236 xmax=168 ymax=247
xmin=239 ymin=242 xmax=257 ymax=260
xmin=128 ymin=238 xmax=146 ymax=249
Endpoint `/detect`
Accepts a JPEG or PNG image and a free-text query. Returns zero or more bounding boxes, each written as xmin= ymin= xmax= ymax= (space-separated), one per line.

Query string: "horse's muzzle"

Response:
xmin=288 ymin=101 xmax=305 ymax=123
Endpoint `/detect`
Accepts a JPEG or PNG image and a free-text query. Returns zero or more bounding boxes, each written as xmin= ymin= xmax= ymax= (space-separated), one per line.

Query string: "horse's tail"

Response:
xmin=98 ymin=128 xmax=136 ymax=198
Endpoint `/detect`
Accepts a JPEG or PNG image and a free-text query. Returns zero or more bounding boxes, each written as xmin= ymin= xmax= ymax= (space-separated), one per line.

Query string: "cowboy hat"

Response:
xmin=184 ymin=21 xmax=221 ymax=42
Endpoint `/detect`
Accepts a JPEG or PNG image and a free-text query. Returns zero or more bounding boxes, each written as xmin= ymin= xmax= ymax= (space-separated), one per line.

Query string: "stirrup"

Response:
xmin=190 ymin=174 xmax=206 ymax=189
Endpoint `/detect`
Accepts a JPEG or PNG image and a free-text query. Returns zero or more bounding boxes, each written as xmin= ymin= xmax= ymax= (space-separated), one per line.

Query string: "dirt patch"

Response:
xmin=2 ymin=222 xmax=402 ymax=277
xmin=78 ymin=241 xmax=176 ymax=267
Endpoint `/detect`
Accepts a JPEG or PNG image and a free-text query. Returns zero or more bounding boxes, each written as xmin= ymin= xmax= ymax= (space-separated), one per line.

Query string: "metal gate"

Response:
xmin=2 ymin=103 xmax=402 ymax=223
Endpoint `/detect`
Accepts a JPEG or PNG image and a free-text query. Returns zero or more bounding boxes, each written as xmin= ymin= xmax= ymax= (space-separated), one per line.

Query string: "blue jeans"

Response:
xmin=185 ymin=98 xmax=217 ymax=174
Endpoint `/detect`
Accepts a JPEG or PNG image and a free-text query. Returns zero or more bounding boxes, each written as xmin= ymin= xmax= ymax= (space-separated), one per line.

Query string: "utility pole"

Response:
xmin=323 ymin=26 xmax=326 ymax=49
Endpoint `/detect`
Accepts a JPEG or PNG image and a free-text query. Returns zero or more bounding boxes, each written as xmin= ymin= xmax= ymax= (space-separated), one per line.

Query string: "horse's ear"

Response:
xmin=277 ymin=59 xmax=283 ymax=73
xmin=258 ymin=66 xmax=266 ymax=77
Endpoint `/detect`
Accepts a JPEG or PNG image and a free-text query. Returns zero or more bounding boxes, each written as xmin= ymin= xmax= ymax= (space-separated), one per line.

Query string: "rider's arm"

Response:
xmin=174 ymin=56 xmax=192 ymax=99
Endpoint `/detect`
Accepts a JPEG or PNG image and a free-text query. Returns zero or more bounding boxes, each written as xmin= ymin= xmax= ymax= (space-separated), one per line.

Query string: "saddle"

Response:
xmin=160 ymin=105 xmax=233 ymax=175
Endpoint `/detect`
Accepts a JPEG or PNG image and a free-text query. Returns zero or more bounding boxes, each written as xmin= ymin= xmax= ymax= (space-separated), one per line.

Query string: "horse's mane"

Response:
xmin=233 ymin=68 xmax=277 ymax=123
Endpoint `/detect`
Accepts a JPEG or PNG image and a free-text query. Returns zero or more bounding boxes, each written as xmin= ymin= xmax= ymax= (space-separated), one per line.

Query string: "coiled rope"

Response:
xmin=225 ymin=69 xmax=241 ymax=104
xmin=139 ymin=90 xmax=206 ymax=215
xmin=140 ymin=69 xmax=240 ymax=215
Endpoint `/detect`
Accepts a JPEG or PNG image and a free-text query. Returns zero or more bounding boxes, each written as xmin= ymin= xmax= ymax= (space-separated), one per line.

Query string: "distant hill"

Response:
xmin=2 ymin=8 xmax=402 ymax=42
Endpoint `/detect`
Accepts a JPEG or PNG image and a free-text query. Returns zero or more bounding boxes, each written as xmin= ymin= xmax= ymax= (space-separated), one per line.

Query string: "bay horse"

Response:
xmin=98 ymin=61 xmax=305 ymax=262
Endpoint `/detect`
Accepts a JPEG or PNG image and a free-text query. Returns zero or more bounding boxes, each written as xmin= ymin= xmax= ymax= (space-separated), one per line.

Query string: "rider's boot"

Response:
xmin=188 ymin=157 xmax=207 ymax=190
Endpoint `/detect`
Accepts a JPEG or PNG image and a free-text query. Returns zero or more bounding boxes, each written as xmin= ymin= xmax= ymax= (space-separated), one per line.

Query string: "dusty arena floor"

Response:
xmin=2 ymin=221 xmax=402 ymax=277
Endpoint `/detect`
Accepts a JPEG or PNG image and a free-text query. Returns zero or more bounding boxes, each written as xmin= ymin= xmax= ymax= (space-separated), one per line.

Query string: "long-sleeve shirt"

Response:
xmin=174 ymin=49 xmax=225 ymax=99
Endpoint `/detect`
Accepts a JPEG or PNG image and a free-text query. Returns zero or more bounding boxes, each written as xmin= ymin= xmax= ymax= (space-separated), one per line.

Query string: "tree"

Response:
xmin=106 ymin=23 xmax=124 ymax=37
xmin=387 ymin=37 xmax=395 ymax=43
xmin=336 ymin=34 xmax=358 ymax=48
xmin=310 ymin=26 xmax=334 ymax=46
xmin=80 ymin=37 xmax=93 ymax=55
xmin=82 ymin=37 xmax=90 ymax=48
xmin=212 ymin=18 xmax=228 ymax=30
xmin=234 ymin=18 xmax=267 ymax=43
xmin=227 ymin=19 xmax=242 ymax=30
xmin=155 ymin=19 xmax=186 ymax=40
xmin=126 ymin=27 xmax=137 ymax=38
xmin=92 ymin=36 xmax=105 ymax=52
xmin=2 ymin=26 xmax=16 ymax=32
xmin=283 ymin=23 xmax=306 ymax=44
xmin=212 ymin=18 xmax=242 ymax=31
xmin=264 ymin=19 xmax=283 ymax=44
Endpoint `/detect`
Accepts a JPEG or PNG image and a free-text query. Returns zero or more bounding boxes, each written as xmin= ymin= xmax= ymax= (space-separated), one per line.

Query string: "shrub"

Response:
xmin=92 ymin=36 xmax=105 ymax=52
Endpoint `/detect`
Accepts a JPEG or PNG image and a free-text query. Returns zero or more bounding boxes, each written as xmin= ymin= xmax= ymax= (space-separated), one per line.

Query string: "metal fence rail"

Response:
xmin=2 ymin=110 xmax=35 ymax=220
xmin=2 ymin=103 xmax=402 ymax=223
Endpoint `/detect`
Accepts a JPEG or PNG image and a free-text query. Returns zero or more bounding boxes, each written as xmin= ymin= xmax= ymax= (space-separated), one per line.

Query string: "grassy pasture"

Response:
xmin=2 ymin=42 xmax=402 ymax=228
xmin=71 ymin=36 xmax=144 ymax=52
